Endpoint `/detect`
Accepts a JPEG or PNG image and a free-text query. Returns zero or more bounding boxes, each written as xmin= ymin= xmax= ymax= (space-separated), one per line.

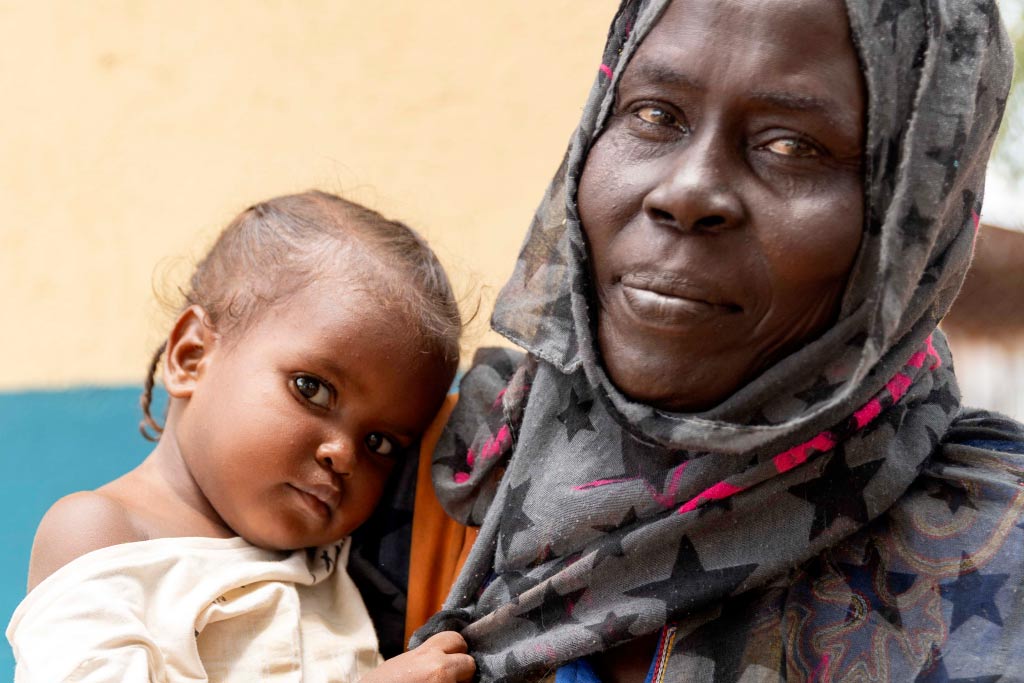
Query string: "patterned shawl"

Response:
xmin=413 ymin=1 xmax=1022 ymax=681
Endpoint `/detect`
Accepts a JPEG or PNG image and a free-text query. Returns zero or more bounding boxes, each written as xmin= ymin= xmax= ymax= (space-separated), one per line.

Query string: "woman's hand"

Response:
xmin=360 ymin=631 xmax=476 ymax=683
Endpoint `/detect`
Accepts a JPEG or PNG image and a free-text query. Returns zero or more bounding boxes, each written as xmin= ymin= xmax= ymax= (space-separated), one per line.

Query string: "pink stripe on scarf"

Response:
xmin=479 ymin=424 xmax=512 ymax=461
xmin=886 ymin=372 xmax=913 ymax=402
xmin=854 ymin=399 xmax=883 ymax=429
xmin=573 ymin=478 xmax=632 ymax=491
xmin=677 ymin=481 xmax=745 ymax=514
xmin=773 ymin=432 xmax=837 ymax=473
xmin=925 ymin=334 xmax=942 ymax=368
xmin=600 ymin=63 xmax=613 ymax=78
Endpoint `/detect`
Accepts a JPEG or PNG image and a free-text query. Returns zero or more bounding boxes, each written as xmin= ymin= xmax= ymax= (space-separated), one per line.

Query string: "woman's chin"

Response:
xmin=599 ymin=335 xmax=742 ymax=414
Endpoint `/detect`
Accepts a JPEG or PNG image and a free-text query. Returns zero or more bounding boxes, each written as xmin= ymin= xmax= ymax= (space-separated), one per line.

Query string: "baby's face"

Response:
xmin=176 ymin=275 xmax=452 ymax=550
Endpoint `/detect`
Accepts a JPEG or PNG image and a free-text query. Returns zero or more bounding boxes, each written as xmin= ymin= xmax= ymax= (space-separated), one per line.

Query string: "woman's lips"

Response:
xmin=615 ymin=273 xmax=740 ymax=325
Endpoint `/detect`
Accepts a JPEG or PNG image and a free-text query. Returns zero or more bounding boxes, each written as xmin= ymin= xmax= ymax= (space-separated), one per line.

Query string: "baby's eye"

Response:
xmin=365 ymin=433 xmax=395 ymax=457
xmin=293 ymin=375 xmax=331 ymax=408
xmin=635 ymin=105 xmax=685 ymax=130
xmin=764 ymin=137 xmax=819 ymax=158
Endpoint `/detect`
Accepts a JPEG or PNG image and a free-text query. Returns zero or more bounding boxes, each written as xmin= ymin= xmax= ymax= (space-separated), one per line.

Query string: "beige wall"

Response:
xmin=0 ymin=1 xmax=616 ymax=389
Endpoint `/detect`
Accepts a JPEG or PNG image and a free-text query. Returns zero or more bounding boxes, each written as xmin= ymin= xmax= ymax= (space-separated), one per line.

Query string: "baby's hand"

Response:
xmin=360 ymin=631 xmax=476 ymax=683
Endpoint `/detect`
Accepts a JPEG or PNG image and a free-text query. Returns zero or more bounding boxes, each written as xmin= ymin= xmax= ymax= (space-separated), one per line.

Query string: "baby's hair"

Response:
xmin=140 ymin=190 xmax=461 ymax=441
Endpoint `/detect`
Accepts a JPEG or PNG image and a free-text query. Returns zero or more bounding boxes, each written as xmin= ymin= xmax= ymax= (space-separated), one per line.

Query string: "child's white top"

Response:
xmin=6 ymin=535 xmax=383 ymax=682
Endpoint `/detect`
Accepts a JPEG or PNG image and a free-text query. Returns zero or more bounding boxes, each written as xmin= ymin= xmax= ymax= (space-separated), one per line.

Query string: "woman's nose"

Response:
xmin=315 ymin=438 xmax=356 ymax=477
xmin=642 ymin=133 xmax=745 ymax=232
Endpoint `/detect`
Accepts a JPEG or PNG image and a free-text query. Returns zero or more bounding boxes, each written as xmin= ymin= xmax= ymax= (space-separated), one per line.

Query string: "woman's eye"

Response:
xmin=765 ymin=137 xmax=819 ymax=158
xmin=293 ymin=376 xmax=331 ymax=408
xmin=365 ymin=433 xmax=395 ymax=456
xmin=635 ymin=105 xmax=685 ymax=130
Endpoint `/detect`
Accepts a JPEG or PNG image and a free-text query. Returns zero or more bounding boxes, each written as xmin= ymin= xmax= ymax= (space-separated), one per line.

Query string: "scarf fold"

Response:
xmin=413 ymin=1 xmax=1016 ymax=681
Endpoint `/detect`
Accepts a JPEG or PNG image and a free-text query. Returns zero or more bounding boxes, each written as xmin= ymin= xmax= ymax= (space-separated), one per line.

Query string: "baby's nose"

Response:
xmin=315 ymin=439 xmax=356 ymax=476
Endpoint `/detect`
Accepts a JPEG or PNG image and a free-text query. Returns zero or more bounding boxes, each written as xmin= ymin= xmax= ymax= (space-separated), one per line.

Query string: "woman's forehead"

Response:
xmin=620 ymin=0 xmax=863 ymax=132
xmin=632 ymin=0 xmax=857 ymax=83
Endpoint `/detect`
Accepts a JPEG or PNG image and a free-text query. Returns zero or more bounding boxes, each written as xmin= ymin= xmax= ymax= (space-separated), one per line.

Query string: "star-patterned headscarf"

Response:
xmin=414 ymin=1 xmax=1024 ymax=681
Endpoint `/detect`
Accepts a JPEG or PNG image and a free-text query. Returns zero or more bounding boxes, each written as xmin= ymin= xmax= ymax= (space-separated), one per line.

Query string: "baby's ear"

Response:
xmin=163 ymin=305 xmax=217 ymax=399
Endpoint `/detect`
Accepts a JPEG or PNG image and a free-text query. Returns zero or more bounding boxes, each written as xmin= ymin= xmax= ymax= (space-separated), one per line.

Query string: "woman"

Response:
xmin=408 ymin=0 xmax=1023 ymax=680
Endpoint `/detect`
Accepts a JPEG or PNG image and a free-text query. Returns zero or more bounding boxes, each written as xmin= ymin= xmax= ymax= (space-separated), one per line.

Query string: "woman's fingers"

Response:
xmin=420 ymin=630 xmax=468 ymax=654
xmin=448 ymin=652 xmax=477 ymax=681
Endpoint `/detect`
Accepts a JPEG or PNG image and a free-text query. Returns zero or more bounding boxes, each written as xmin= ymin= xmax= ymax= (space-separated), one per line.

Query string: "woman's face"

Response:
xmin=578 ymin=0 xmax=866 ymax=412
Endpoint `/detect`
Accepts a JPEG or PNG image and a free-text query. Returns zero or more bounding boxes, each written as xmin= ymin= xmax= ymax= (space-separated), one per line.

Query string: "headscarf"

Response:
xmin=414 ymin=1 xmax=1022 ymax=681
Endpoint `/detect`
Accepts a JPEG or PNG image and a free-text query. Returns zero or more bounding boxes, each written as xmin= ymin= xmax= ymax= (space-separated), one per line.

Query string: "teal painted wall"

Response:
xmin=0 ymin=386 xmax=160 ymax=677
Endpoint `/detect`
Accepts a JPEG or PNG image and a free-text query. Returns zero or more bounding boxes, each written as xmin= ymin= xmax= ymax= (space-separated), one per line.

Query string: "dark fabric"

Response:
xmin=347 ymin=449 xmax=418 ymax=658
xmin=413 ymin=1 xmax=1020 ymax=682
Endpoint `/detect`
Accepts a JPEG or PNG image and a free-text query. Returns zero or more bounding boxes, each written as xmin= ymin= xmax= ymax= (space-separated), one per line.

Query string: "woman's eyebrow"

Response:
xmin=748 ymin=90 xmax=859 ymax=134
xmin=629 ymin=61 xmax=704 ymax=92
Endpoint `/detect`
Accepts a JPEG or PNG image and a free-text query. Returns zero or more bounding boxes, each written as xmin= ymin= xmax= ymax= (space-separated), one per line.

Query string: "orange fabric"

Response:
xmin=404 ymin=394 xmax=479 ymax=647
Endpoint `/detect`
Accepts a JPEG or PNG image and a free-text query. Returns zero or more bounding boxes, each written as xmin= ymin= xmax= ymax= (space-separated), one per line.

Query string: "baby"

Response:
xmin=7 ymin=191 xmax=475 ymax=682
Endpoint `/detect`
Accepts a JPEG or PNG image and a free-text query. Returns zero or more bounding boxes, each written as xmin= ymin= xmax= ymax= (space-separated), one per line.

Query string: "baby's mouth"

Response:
xmin=292 ymin=482 xmax=341 ymax=514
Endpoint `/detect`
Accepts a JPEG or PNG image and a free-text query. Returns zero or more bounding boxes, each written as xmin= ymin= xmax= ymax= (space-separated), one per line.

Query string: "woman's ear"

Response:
xmin=163 ymin=305 xmax=217 ymax=399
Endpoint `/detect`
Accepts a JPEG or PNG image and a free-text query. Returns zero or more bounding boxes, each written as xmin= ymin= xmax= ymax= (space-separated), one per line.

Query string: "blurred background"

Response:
xmin=1 ymin=1 xmax=1023 ymax=675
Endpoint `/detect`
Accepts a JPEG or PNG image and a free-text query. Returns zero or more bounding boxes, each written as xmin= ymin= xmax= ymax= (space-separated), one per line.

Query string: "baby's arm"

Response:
xmin=27 ymin=491 xmax=142 ymax=591
xmin=361 ymin=631 xmax=475 ymax=683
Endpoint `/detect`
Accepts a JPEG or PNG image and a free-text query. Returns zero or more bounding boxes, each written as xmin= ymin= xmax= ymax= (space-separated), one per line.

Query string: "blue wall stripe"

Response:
xmin=0 ymin=386 xmax=159 ymax=677
xmin=0 ymin=376 xmax=459 ymax=676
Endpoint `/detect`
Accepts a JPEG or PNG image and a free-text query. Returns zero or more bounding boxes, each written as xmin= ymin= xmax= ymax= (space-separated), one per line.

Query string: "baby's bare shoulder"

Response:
xmin=27 ymin=490 xmax=145 ymax=591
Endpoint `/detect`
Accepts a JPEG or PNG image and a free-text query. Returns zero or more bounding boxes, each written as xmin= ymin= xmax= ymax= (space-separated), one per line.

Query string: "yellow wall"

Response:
xmin=0 ymin=1 xmax=616 ymax=389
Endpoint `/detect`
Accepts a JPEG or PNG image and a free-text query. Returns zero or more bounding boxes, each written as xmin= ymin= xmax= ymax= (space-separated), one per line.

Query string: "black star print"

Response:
xmin=500 ymin=478 xmax=537 ymax=541
xmin=597 ymin=431 xmax=688 ymax=494
xmin=505 ymin=571 xmax=544 ymax=604
xmin=624 ymin=536 xmax=758 ymax=616
xmin=868 ymin=137 xmax=902 ymax=234
xmin=838 ymin=542 xmax=917 ymax=628
xmin=527 ymin=289 xmax=574 ymax=343
xmin=584 ymin=610 xmax=640 ymax=647
xmin=939 ymin=552 xmax=1009 ymax=631
xmin=947 ymin=17 xmax=980 ymax=64
xmin=987 ymin=96 xmax=1006 ymax=139
xmin=920 ymin=266 xmax=940 ymax=287
xmin=926 ymin=118 xmax=968 ymax=194
xmin=878 ymin=402 xmax=909 ymax=436
xmin=516 ymin=582 xmax=588 ymax=630
xmin=962 ymin=189 xmax=978 ymax=224
xmin=902 ymin=202 xmax=935 ymax=249
xmin=698 ymin=494 xmax=734 ymax=518
xmin=788 ymin=448 xmax=886 ymax=541
xmin=931 ymin=385 xmax=961 ymax=418
xmin=794 ymin=375 xmax=847 ymax=405
xmin=976 ymin=0 xmax=1002 ymax=45
xmin=518 ymin=218 xmax=567 ymax=286
xmin=433 ymin=432 xmax=472 ymax=477
xmin=875 ymin=0 xmax=913 ymax=42
xmin=927 ymin=480 xmax=978 ymax=515
xmin=557 ymin=386 xmax=596 ymax=442
xmin=591 ymin=533 xmax=627 ymax=567
xmin=592 ymin=506 xmax=639 ymax=533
